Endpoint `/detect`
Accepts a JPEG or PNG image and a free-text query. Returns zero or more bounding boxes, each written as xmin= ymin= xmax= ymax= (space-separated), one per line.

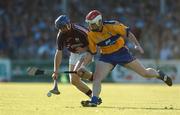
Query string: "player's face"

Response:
xmin=88 ymin=20 xmax=103 ymax=32
xmin=60 ymin=23 xmax=71 ymax=32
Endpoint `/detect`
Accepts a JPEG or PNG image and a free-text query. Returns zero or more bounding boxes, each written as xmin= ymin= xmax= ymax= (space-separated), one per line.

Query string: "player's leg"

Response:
xmin=69 ymin=64 xmax=92 ymax=97
xmin=93 ymin=61 xmax=114 ymax=97
xmin=69 ymin=52 xmax=92 ymax=97
xmin=81 ymin=61 xmax=114 ymax=107
xmin=124 ymin=59 xmax=172 ymax=86
xmin=124 ymin=59 xmax=158 ymax=78
xmin=74 ymin=56 xmax=93 ymax=81
xmin=77 ymin=68 xmax=93 ymax=81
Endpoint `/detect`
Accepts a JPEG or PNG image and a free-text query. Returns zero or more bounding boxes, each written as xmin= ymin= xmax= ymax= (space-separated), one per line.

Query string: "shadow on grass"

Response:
xmin=99 ymin=106 xmax=180 ymax=110
xmin=65 ymin=106 xmax=180 ymax=110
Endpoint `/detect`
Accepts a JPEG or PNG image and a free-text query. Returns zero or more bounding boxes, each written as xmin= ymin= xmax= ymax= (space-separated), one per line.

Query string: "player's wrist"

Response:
xmin=53 ymin=71 xmax=58 ymax=74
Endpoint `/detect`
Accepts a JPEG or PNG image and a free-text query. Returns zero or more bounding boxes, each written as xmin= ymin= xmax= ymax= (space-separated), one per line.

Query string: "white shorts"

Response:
xmin=69 ymin=52 xmax=88 ymax=65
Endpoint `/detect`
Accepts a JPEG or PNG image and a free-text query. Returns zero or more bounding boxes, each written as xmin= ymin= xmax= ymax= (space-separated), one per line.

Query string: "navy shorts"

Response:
xmin=99 ymin=47 xmax=136 ymax=66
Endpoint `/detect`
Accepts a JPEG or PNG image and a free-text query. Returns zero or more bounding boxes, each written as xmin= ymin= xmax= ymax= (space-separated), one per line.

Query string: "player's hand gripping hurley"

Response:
xmin=26 ymin=67 xmax=76 ymax=96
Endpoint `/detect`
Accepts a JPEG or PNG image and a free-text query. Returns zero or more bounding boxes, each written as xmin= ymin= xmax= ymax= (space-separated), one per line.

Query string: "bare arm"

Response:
xmin=128 ymin=32 xmax=144 ymax=54
xmin=128 ymin=32 xmax=140 ymax=47
xmin=52 ymin=50 xmax=62 ymax=79
xmin=54 ymin=50 xmax=62 ymax=72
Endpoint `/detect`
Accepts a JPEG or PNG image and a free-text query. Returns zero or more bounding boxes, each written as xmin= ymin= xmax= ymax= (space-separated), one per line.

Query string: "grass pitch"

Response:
xmin=0 ymin=83 xmax=180 ymax=115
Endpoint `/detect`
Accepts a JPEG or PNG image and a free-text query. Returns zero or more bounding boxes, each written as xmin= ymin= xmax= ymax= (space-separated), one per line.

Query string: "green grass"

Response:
xmin=0 ymin=83 xmax=180 ymax=115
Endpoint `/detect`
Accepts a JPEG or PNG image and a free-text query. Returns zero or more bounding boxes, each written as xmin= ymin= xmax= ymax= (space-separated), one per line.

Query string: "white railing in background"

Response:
xmin=0 ymin=59 xmax=11 ymax=81
xmin=112 ymin=60 xmax=180 ymax=83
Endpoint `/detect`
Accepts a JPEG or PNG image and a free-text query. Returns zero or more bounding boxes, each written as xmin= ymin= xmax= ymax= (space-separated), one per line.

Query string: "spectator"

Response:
xmin=0 ymin=0 xmax=179 ymax=60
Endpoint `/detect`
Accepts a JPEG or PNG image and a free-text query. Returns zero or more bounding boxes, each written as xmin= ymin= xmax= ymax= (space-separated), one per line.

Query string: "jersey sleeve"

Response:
xmin=113 ymin=23 xmax=130 ymax=37
xmin=56 ymin=32 xmax=64 ymax=50
xmin=87 ymin=33 xmax=97 ymax=55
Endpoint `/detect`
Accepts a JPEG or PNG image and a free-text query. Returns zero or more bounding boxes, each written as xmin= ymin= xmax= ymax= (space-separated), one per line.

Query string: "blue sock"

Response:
xmin=91 ymin=96 xmax=98 ymax=104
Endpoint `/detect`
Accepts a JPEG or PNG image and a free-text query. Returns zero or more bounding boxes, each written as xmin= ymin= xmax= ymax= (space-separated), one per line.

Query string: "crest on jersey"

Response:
xmin=75 ymin=38 xmax=80 ymax=42
xmin=107 ymin=32 xmax=113 ymax=36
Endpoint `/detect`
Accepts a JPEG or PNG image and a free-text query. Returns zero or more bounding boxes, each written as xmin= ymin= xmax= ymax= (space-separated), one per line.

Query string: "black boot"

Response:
xmin=81 ymin=97 xmax=102 ymax=107
xmin=157 ymin=70 xmax=172 ymax=86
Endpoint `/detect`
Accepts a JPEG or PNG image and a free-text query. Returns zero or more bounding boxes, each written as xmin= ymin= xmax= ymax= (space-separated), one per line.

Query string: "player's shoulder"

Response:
xmin=72 ymin=23 xmax=89 ymax=34
xmin=103 ymin=20 xmax=126 ymax=27
xmin=103 ymin=20 xmax=121 ymax=25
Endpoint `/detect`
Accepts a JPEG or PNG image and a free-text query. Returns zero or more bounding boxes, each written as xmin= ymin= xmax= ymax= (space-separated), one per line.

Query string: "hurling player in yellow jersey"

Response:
xmin=81 ymin=10 xmax=173 ymax=107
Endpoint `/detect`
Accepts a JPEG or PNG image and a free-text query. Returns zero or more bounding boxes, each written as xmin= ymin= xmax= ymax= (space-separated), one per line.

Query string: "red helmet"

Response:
xmin=85 ymin=10 xmax=103 ymax=31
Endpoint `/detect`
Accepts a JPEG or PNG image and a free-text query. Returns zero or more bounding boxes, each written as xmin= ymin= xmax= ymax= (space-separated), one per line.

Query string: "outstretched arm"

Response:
xmin=52 ymin=50 xmax=62 ymax=80
xmin=128 ymin=32 xmax=144 ymax=54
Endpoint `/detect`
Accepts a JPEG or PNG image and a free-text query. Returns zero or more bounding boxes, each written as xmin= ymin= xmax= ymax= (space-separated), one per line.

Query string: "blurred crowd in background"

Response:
xmin=0 ymin=0 xmax=180 ymax=60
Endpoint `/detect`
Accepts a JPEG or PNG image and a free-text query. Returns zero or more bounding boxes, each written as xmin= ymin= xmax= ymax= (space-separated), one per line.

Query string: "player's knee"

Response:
xmin=93 ymin=78 xmax=102 ymax=86
xmin=143 ymin=68 xmax=157 ymax=78
xmin=139 ymin=70 xmax=150 ymax=78
xmin=77 ymin=68 xmax=93 ymax=81
xmin=69 ymin=74 xmax=80 ymax=86
xmin=93 ymin=75 xmax=102 ymax=83
xmin=143 ymin=72 xmax=150 ymax=78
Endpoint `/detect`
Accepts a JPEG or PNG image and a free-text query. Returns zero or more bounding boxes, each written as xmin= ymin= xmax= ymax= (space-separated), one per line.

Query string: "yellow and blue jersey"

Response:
xmin=88 ymin=20 xmax=130 ymax=55
xmin=87 ymin=20 xmax=135 ymax=66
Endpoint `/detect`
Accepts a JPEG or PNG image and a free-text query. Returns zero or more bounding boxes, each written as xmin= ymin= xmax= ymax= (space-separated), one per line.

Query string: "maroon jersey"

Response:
xmin=56 ymin=24 xmax=89 ymax=53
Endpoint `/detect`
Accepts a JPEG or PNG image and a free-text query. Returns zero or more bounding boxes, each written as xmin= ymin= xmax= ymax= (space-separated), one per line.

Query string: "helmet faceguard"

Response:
xmin=85 ymin=10 xmax=103 ymax=32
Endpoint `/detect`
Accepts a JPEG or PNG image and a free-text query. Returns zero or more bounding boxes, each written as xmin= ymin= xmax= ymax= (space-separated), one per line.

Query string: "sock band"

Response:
xmin=86 ymin=90 xmax=92 ymax=97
